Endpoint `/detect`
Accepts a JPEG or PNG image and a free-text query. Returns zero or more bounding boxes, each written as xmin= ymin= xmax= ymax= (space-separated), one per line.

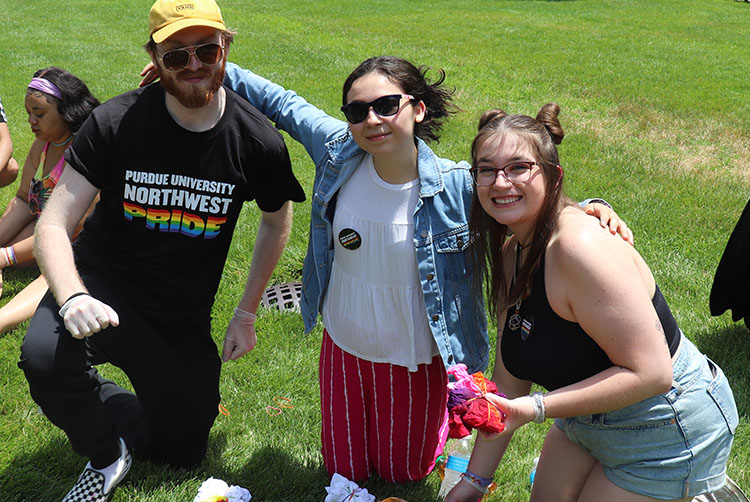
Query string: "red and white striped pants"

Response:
xmin=319 ymin=330 xmax=449 ymax=483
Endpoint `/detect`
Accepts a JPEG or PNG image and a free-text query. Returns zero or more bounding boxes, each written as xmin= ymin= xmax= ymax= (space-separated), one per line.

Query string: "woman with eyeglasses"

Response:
xmin=444 ymin=105 xmax=737 ymax=502
xmin=0 ymin=67 xmax=99 ymax=332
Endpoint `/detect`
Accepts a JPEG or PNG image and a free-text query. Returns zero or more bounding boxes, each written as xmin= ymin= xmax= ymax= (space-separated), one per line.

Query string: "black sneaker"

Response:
xmin=62 ymin=438 xmax=131 ymax=502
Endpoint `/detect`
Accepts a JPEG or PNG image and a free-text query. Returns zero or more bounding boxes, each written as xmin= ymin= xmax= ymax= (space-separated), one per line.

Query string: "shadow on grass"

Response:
xmin=236 ymin=445 xmax=329 ymax=501
xmin=0 ymin=432 xmax=230 ymax=500
xmin=0 ymin=437 xmax=76 ymax=501
xmin=1 ymin=431 xmax=359 ymax=501
xmin=695 ymin=321 xmax=750 ymax=417
xmin=234 ymin=445 xmax=439 ymax=501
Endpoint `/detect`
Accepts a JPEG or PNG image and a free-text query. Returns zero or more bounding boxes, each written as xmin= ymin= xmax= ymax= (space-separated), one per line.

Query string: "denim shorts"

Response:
xmin=554 ymin=335 xmax=738 ymax=499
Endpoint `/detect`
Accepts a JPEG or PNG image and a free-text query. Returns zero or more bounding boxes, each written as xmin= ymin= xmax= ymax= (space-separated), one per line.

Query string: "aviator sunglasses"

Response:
xmin=158 ymin=42 xmax=224 ymax=72
xmin=340 ymin=94 xmax=415 ymax=124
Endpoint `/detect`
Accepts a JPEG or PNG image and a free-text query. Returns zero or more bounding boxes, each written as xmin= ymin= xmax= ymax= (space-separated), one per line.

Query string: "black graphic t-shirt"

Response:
xmin=67 ymin=84 xmax=305 ymax=321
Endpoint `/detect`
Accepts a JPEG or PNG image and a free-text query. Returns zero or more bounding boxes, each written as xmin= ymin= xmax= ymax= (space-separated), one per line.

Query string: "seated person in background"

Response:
xmin=446 ymin=104 xmax=737 ymax=502
xmin=0 ymin=92 xmax=20 ymax=187
xmin=0 ymin=67 xmax=99 ymax=331
xmin=18 ymin=0 xmax=304 ymax=501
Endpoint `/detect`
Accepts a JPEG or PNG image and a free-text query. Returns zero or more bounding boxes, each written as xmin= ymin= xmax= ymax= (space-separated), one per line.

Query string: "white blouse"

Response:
xmin=322 ymin=154 xmax=438 ymax=371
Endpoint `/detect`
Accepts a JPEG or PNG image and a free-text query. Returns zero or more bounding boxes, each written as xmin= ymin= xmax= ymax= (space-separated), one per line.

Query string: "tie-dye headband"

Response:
xmin=28 ymin=77 xmax=63 ymax=100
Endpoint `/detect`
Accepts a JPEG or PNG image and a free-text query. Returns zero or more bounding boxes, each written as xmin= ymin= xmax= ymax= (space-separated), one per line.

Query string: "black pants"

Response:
xmin=18 ymin=266 xmax=221 ymax=468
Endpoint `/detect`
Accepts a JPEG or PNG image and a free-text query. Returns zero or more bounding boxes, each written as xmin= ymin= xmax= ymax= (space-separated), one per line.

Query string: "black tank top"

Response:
xmin=501 ymin=257 xmax=681 ymax=391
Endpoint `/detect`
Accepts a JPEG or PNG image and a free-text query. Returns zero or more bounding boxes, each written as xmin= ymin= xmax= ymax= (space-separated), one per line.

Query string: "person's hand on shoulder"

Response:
xmin=222 ymin=307 xmax=258 ymax=361
xmin=582 ymin=201 xmax=634 ymax=246
xmin=139 ymin=62 xmax=158 ymax=87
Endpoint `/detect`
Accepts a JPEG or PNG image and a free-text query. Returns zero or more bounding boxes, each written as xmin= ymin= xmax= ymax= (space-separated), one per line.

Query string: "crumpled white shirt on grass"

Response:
xmin=194 ymin=477 xmax=252 ymax=502
xmin=324 ymin=473 xmax=375 ymax=502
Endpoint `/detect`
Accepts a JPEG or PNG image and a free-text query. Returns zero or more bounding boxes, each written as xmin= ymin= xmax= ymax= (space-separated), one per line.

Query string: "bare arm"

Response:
xmin=445 ymin=309 xmax=534 ymax=502
xmin=446 ymin=248 xmax=535 ymax=502
xmin=0 ymin=122 xmax=12 ymax=169
xmin=0 ymin=122 xmax=17 ymax=186
xmin=35 ymin=165 xmax=119 ymax=338
xmin=538 ymin=215 xmax=673 ymax=418
xmin=222 ymin=201 xmax=293 ymax=361
xmin=34 ymin=165 xmax=98 ymax=303
xmin=0 ymin=140 xmax=42 ymax=244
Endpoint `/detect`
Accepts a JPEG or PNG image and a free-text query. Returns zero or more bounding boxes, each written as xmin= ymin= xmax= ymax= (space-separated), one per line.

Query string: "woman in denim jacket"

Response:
xmin=226 ymin=57 xmax=486 ymax=483
xmin=220 ymin=57 xmax=625 ymax=484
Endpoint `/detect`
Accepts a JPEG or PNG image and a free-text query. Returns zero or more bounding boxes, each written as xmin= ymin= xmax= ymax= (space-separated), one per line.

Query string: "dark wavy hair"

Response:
xmin=341 ymin=56 xmax=458 ymax=143
xmin=29 ymin=67 xmax=100 ymax=133
xmin=468 ymin=103 xmax=573 ymax=318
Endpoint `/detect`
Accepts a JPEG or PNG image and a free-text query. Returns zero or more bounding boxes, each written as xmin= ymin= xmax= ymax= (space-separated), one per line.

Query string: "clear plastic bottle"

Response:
xmin=438 ymin=434 xmax=474 ymax=499
xmin=529 ymin=456 xmax=540 ymax=486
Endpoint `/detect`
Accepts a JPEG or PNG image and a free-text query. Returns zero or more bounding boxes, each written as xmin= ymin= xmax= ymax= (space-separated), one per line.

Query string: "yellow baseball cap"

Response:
xmin=148 ymin=0 xmax=227 ymax=44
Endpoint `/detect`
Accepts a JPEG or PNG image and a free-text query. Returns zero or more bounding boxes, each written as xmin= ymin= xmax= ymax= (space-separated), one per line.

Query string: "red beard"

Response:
xmin=158 ymin=62 xmax=226 ymax=109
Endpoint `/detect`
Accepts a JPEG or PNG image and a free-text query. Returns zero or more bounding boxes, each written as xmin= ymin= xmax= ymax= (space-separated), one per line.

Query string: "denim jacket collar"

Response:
xmin=416 ymin=138 xmax=445 ymax=198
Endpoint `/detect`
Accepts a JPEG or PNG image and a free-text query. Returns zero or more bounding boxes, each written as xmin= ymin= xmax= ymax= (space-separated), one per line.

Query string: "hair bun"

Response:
xmin=536 ymin=103 xmax=564 ymax=145
xmin=478 ymin=108 xmax=507 ymax=131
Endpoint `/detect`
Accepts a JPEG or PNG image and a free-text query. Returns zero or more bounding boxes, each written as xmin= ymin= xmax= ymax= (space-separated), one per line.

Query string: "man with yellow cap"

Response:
xmin=18 ymin=1 xmax=305 ymax=501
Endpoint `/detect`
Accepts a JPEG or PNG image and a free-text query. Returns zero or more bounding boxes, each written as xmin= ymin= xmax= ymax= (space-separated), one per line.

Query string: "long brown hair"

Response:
xmin=469 ymin=103 xmax=571 ymax=318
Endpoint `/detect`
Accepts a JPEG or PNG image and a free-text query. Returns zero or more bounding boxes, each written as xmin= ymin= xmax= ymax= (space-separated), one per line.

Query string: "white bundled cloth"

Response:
xmin=324 ymin=473 xmax=375 ymax=502
xmin=194 ymin=477 xmax=252 ymax=502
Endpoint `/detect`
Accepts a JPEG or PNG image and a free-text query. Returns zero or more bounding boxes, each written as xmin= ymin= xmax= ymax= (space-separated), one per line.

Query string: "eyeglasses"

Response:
xmin=340 ymin=94 xmax=415 ymax=124
xmin=470 ymin=161 xmax=536 ymax=186
xmin=158 ymin=42 xmax=224 ymax=72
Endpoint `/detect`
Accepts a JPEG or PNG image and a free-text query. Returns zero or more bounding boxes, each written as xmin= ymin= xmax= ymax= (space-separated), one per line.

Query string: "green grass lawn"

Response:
xmin=1 ymin=0 xmax=749 ymax=500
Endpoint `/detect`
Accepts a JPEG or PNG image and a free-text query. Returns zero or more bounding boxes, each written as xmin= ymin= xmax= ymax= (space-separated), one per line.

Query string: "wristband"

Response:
xmin=233 ymin=307 xmax=257 ymax=323
xmin=532 ymin=391 xmax=546 ymax=423
xmin=460 ymin=473 xmax=489 ymax=494
xmin=463 ymin=469 xmax=492 ymax=487
xmin=579 ymin=197 xmax=612 ymax=209
xmin=58 ymin=292 xmax=90 ymax=318
xmin=1 ymin=246 xmax=17 ymax=267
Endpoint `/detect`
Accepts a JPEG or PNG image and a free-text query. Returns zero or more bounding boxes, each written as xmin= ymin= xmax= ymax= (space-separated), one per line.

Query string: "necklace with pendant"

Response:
xmin=508 ymin=241 xmax=533 ymax=340
xmin=508 ymin=242 xmax=523 ymax=331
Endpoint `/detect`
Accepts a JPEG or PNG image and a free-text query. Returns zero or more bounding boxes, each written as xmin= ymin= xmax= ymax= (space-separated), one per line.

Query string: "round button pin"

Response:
xmin=338 ymin=228 xmax=362 ymax=250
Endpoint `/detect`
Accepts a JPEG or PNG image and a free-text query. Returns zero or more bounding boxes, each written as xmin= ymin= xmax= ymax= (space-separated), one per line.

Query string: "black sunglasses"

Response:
xmin=158 ymin=42 xmax=224 ymax=72
xmin=340 ymin=94 xmax=415 ymax=124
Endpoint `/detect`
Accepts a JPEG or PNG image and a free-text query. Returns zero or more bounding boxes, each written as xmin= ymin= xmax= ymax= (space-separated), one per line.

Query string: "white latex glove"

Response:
xmin=222 ymin=307 xmax=257 ymax=362
xmin=58 ymin=293 xmax=120 ymax=339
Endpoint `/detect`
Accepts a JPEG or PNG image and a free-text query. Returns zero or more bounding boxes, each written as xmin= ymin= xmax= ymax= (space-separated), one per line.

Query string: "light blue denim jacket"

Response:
xmin=225 ymin=63 xmax=489 ymax=373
